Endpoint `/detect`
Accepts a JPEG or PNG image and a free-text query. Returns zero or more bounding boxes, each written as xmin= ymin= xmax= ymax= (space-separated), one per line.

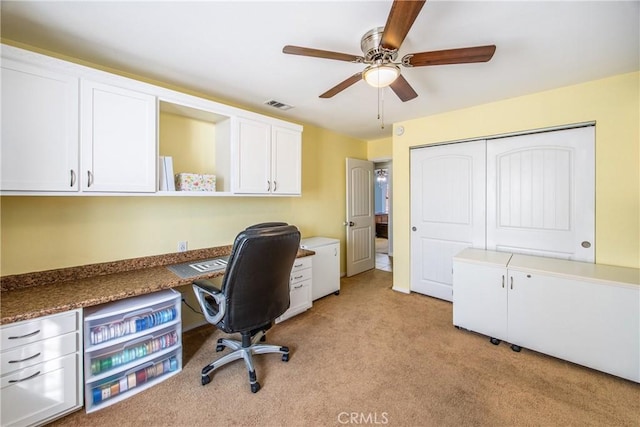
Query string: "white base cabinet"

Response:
xmin=453 ymin=248 xmax=640 ymax=383
xmin=276 ymin=256 xmax=312 ymax=323
xmin=0 ymin=310 xmax=83 ymax=427
xmin=83 ymin=290 xmax=182 ymax=413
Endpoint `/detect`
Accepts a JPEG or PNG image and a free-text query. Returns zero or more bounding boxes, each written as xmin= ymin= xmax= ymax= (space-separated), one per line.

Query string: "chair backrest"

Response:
xmin=221 ymin=223 xmax=301 ymax=332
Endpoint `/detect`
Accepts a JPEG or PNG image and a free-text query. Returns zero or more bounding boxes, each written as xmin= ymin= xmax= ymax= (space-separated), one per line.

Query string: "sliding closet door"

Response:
xmin=486 ymin=126 xmax=595 ymax=261
xmin=410 ymin=141 xmax=486 ymax=301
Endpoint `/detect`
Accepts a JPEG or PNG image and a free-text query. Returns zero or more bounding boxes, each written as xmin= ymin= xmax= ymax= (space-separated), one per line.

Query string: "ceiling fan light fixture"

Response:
xmin=363 ymin=64 xmax=400 ymax=88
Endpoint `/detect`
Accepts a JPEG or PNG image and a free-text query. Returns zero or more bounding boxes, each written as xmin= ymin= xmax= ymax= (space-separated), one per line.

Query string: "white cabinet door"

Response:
xmin=234 ymin=118 xmax=271 ymax=194
xmin=233 ymin=118 xmax=302 ymax=195
xmin=410 ymin=141 xmax=486 ymax=301
xmin=1 ymin=59 xmax=79 ymax=192
xmin=271 ymin=126 xmax=301 ymax=195
xmin=507 ymin=261 xmax=639 ymax=382
xmin=452 ymin=250 xmax=512 ymax=341
xmin=81 ymin=81 xmax=156 ymax=192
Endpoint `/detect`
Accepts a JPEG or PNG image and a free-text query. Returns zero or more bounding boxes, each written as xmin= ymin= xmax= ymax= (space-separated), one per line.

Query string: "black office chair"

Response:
xmin=192 ymin=223 xmax=301 ymax=393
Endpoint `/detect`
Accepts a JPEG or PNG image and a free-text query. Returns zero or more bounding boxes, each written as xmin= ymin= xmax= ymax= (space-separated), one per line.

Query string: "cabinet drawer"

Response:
xmin=1 ymin=311 xmax=79 ymax=351
xmin=86 ymin=348 xmax=181 ymax=413
xmin=85 ymin=325 xmax=180 ymax=381
xmin=290 ymin=267 xmax=312 ymax=285
xmin=291 ymin=256 xmax=312 ymax=272
xmin=1 ymin=331 xmax=78 ymax=374
xmin=1 ymin=353 xmax=80 ymax=427
xmin=84 ymin=290 xmax=180 ymax=348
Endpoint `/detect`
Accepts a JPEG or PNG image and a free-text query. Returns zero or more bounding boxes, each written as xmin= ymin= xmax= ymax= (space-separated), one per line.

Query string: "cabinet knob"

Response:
xmin=581 ymin=241 xmax=591 ymax=248
xmin=412 ymin=226 xmax=417 ymax=231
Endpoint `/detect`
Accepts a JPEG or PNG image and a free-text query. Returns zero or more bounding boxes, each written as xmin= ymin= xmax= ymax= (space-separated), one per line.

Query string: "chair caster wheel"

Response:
xmin=282 ymin=353 xmax=289 ymax=362
xmin=201 ymin=375 xmax=211 ymax=386
xmin=511 ymin=344 xmax=522 ymax=352
xmin=216 ymin=345 xmax=224 ymax=352
xmin=251 ymin=382 xmax=261 ymax=393
xmin=490 ymin=337 xmax=501 ymax=345
xmin=334 ymin=290 xmax=340 ymax=295
xmin=260 ymin=334 xmax=266 ymax=342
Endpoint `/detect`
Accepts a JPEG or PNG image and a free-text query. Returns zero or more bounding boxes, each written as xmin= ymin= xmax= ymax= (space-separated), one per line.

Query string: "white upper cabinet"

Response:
xmin=233 ymin=117 xmax=301 ymax=195
xmin=1 ymin=44 xmax=302 ymax=197
xmin=80 ymin=80 xmax=156 ymax=192
xmin=1 ymin=58 xmax=79 ymax=191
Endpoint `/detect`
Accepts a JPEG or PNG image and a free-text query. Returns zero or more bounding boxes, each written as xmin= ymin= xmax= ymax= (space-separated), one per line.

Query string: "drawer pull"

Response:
xmin=8 ymin=370 xmax=40 ymax=383
xmin=8 ymin=329 xmax=41 ymax=340
xmin=8 ymin=352 xmax=41 ymax=364
xmin=294 ymin=284 xmax=303 ymax=289
xmin=293 ymin=275 xmax=303 ymax=280
xmin=293 ymin=263 xmax=303 ymax=268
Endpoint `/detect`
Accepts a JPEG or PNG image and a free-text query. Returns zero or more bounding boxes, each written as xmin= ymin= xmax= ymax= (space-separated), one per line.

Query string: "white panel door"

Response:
xmin=410 ymin=142 xmax=486 ymax=301
xmin=346 ymin=158 xmax=375 ymax=277
xmin=234 ymin=118 xmax=271 ymax=194
xmin=271 ymin=126 xmax=301 ymax=195
xmin=81 ymin=81 xmax=156 ymax=192
xmin=486 ymin=126 xmax=595 ymax=261
xmin=1 ymin=59 xmax=79 ymax=191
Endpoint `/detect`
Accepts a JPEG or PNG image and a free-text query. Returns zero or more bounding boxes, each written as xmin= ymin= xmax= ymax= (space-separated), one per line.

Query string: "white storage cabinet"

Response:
xmin=300 ymin=237 xmax=341 ymax=301
xmin=83 ymin=290 xmax=182 ymax=413
xmin=276 ymin=256 xmax=312 ymax=323
xmin=1 ymin=310 xmax=83 ymax=427
xmin=453 ymin=248 xmax=640 ymax=383
xmin=232 ymin=117 xmax=301 ymax=195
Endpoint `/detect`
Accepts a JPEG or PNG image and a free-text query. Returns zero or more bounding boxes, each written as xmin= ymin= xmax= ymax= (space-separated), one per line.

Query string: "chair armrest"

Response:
xmin=192 ymin=280 xmax=226 ymax=325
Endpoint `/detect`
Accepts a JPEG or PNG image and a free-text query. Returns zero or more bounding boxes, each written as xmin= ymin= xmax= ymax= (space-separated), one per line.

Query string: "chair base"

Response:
xmin=201 ymin=329 xmax=289 ymax=393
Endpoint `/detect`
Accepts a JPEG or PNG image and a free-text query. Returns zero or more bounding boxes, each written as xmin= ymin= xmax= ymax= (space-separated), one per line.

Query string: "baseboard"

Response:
xmin=391 ymin=286 xmax=410 ymax=294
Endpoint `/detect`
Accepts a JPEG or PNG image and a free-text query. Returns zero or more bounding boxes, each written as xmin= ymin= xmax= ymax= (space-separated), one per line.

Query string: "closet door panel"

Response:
xmin=486 ymin=126 xmax=594 ymax=261
xmin=410 ymin=141 xmax=486 ymax=301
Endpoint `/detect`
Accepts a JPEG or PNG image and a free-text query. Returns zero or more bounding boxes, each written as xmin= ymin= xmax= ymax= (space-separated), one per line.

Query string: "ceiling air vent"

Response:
xmin=264 ymin=100 xmax=293 ymax=111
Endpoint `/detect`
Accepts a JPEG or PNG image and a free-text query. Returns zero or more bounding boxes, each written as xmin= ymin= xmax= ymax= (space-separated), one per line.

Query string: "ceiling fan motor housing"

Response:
xmin=361 ymin=27 xmax=398 ymax=63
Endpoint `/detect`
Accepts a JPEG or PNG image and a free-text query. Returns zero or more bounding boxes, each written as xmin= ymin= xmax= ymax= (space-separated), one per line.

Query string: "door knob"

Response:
xmin=343 ymin=221 xmax=355 ymax=227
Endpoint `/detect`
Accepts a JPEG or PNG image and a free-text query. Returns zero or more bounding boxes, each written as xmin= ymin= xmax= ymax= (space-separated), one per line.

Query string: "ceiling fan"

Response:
xmin=282 ymin=0 xmax=496 ymax=102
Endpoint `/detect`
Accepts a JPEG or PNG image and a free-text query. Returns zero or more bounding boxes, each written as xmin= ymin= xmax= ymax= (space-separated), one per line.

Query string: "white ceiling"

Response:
xmin=1 ymin=1 xmax=638 ymax=140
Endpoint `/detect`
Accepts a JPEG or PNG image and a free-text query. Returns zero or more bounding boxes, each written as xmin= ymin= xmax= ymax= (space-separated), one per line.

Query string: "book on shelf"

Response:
xmin=159 ymin=156 xmax=175 ymax=191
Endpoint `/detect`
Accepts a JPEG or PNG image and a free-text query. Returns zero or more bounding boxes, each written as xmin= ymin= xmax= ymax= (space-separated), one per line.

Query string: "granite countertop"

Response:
xmin=0 ymin=246 xmax=314 ymax=325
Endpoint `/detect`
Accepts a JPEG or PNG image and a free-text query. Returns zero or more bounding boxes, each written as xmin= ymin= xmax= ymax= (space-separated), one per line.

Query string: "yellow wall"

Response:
xmin=159 ymin=112 xmax=216 ymax=176
xmin=391 ymin=71 xmax=640 ymax=292
xmin=368 ymin=137 xmax=392 ymax=161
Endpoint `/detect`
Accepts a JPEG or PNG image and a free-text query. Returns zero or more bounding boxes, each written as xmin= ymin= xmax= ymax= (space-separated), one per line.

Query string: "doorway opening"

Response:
xmin=374 ymin=161 xmax=392 ymax=272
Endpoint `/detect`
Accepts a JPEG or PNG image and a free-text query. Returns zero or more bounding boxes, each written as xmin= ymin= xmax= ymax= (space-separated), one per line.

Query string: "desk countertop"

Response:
xmin=0 ymin=246 xmax=314 ymax=325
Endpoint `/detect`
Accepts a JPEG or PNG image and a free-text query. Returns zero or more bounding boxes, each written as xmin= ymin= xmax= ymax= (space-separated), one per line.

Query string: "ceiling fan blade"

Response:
xmin=389 ymin=74 xmax=418 ymax=102
xmin=380 ymin=0 xmax=426 ymax=50
xmin=319 ymin=73 xmax=363 ymax=98
xmin=283 ymin=45 xmax=363 ymax=63
xmin=403 ymin=45 xmax=497 ymax=67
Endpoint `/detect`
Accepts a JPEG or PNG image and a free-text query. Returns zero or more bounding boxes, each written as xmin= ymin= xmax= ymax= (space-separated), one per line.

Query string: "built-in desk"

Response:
xmin=0 ymin=245 xmax=314 ymax=325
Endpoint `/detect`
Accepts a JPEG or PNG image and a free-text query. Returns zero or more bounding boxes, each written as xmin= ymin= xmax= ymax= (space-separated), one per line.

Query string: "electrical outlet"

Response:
xmin=177 ymin=241 xmax=188 ymax=252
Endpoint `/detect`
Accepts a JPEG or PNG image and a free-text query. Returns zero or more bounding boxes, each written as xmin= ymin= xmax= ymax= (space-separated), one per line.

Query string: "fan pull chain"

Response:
xmin=377 ymin=87 xmax=385 ymax=129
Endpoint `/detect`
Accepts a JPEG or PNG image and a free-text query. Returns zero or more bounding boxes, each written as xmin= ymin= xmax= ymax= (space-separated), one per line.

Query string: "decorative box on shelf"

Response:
xmin=175 ymin=173 xmax=216 ymax=191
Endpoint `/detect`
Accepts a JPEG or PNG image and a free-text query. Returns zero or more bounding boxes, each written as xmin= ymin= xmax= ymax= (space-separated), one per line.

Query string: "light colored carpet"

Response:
xmin=53 ymin=270 xmax=639 ymax=426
